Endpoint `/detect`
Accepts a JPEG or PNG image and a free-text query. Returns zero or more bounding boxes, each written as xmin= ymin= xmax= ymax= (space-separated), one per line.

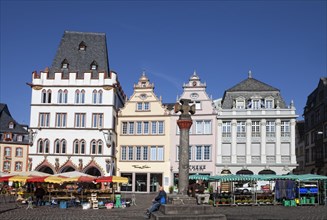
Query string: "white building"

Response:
xmin=215 ymin=72 xmax=298 ymax=175
xmin=28 ymin=31 xmax=125 ymax=176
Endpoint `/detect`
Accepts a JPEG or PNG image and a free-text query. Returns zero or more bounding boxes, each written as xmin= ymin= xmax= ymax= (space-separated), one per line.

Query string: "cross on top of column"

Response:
xmin=174 ymin=99 xmax=195 ymax=120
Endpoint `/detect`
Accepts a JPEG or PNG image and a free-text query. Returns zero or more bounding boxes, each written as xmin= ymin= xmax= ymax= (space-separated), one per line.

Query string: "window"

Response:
xmin=75 ymin=113 xmax=86 ymax=128
xmin=58 ymin=90 xmax=63 ymax=103
xmin=151 ymin=121 xmax=157 ymax=134
xmin=61 ymin=59 xmax=69 ymax=69
xmin=236 ymin=100 xmax=245 ymax=109
xmin=37 ymin=139 xmax=43 ymax=153
xmin=73 ymin=140 xmax=86 ymax=154
xmin=195 ymin=120 xmax=211 ymax=134
xmin=137 ymin=122 xmax=142 ymax=134
xmin=195 ymin=145 xmax=211 ymax=161
xmin=144 ymin=121 xmax=149 ymax=134
xmin=90 ymin=140 xmax=103 ymax=155
xmin=63 ymin=90 xmax=68 ymax=103
xmin=61 ymin=140 xmax=66 ymax=154
xmin=17 ymin=135 xmax=23 ymax=142
xmin=56 ymin=113 xmax=67 ymax=127
xmin=128 ymin=146 xmax=133 ymax=160
xmin=136 ymin=102 xmax=150 ymax=111
xmin=92 ymin=90 xmax=103 ymax=104
xmin=8 ymin=122 xmax=14 ymax=129
xmin=3 ymin=161 xmax=10 ymax=171
xmin=136 ymin=146 xmax=142 ymax=160
xmin=237 ymin=121 xmax=246 ymax=137
xmin=4 ymin=147 xmax=11 ymax=157
xmin=122 ymin=122 xmax=128 ymax=134
xmin=158 ymin=121 xmax=164 ymax=134
xmin=44 ymin=139 xmax=49 ymax=153
xmin=143 ymin=146 xmax=148 ymax=160
xmin=98 ymin=90 xmax=103 ymax=104
xmin=222 ymin=121 xmax=231 ymax=137
xmin=41 ymin=89 xmax=51 ymax=103
xmin=90 ymin=61 xmax=98 ymax=70
xmin=266 ymin=121 xmax=275 ymax=137
xmin=128 ymin=122 xmax=135 ymax=134
xmin=252 ymin=100 xmax=260 ymax=109
xmin=79 ymin=41 xmax=86 ymax=51
xmin=15 ymin=162 xmax=22 ymax=171
xmin=75 ymin=90 xmax=85 ymax=104
xmin=252 ymin=121 xmax=261 ymax=137
xmin=121 ymin=146 xmax=127 ymax=160
xmin=39 ymin=113 xmax=50 ymax=127
xmin=265 ymin=99 xmax=274 ymax=109
xmin=92 ymin=113 xmax=103 ymax=128
xmin=281 ymin=121 xmax=290 ymax=137
xmin=54 ymin=139 xmax=60 ymax=154
xmin=191 ymin=101 xmax=201 ymax=110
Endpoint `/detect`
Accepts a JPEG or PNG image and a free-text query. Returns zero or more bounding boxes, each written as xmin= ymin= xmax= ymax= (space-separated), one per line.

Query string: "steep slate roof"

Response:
xmin=0 ymin=103 xmax=28 ymax=134
xmin=49 ymin=31 xmax=110 ymax=78
xmin=221 ymin=74 xmax=287 ymax=109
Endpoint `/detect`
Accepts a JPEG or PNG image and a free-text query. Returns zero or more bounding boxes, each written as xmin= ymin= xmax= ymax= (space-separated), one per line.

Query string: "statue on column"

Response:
xmin=174 ymin=99 xmax=195 ymax=195
xmin=55 ymin=158 xmax=60 ymax=172
xmin=28 ymin=158 xmax=33 ymax=171
xmin=78 ymin=159 xmax=83 ymax=171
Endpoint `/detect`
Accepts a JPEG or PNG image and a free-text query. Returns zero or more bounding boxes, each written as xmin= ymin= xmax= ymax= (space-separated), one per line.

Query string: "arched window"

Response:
xmin=63 ymin=90 xmax=68 ymax=103
xmin=61 ymin=140 xmax=66 ymax=154
xmin=58 ymin=89 xmax=63 ymax=103
xmin=41 ymin=89 xmax=47 ymax=103
xmin=81 ymin=90 xmax=85 ymax=103
xmin=61 ymin=59 xmax=69 ymax=69
xmin=38 ymin=139 xmax=43 ymax=153
xmin=75 ymin=90 xmax=80 ymax=103
xmin=98 ymin=90 xmax=103 ymax=104
xmin=91 ymin=140 xmax=97 ymax=154
xmin=73 ymin=140 xmax=79 ymax=154
xmin=98 ymin=140 xmax=103 ymax=154
xmin=54 ymin=139 xmax=60 ymax=154
xmin=47 ymin=90 xmax=52 ymax=103
xmin=44 ymin=139 xmax=49 ymax=154
xmin=81 ymin=140 xmax=85 ymax=154
xmin=92 ymin=90 xmax=97 ymax=104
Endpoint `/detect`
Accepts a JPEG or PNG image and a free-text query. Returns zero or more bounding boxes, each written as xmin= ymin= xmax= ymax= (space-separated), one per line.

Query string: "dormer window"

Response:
xmin=8 ymin=122 xmax=14 ymax=129
xmin=265 ymin=98 xmax=274 ymax=109
xmin=79 ymin=41 xmax=86 ymax=51
xmin=90 ymin=61 xmax=98 ymax=70
xmin=61 ymin=59 xmax=69 ymax=69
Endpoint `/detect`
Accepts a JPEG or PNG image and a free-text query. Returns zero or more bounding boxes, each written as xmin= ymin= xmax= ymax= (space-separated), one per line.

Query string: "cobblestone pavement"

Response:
xmin=0 ymin=194 xmax=326 ymax=220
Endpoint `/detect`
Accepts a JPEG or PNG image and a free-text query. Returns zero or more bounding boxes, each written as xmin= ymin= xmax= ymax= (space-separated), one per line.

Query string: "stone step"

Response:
xmin=151 ymin=211 xmax=227 ymax=220
xmin=159 ymin=204 xmax=216 ymax=215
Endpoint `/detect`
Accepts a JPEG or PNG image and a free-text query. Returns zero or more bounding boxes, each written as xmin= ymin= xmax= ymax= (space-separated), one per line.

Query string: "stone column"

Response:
xmin=177 ymin=119 xmax=193 ymax=195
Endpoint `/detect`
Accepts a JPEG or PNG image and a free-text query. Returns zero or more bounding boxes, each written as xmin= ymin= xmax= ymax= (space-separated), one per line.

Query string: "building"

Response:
xmin=294 ymin=120 xmax=305 ymax=174
xmin=170 ymin=72 xmax=217 ymax=187
xmin=0 ymin=103 xmax=29 ymax=173
xmin=28 ymin=31 xmax=125 ymax=176
xmin=116 ymin=73 xmax=171 ymax=192
xmin=215 ymin=71 xmax=298 ymax=175
xmin=302 ymin=78 xmax=327 ymax=175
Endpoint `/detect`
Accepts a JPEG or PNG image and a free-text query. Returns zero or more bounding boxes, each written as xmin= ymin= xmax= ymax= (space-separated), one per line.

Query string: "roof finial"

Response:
xmin=248 ymin=70 xmax=252 ymax=78
xmin=193 ymin=69 xmax=197 ymax=76
xmin=142 ymin=69 xmax=146 ymax=77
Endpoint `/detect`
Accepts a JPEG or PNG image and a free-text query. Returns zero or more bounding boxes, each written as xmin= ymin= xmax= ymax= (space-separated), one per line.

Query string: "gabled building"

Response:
xmin=28 ymin=31 xmax=125 ymax=176
xmin=216 ymin=71 xmax=298 ymax=175
xmin=0 ymin=103 xmax=29 ymax=173
xmin=116 ymin=73 xmax=171 ymax=192
xmin=170 ymin=72 xmax=217 ymax=187
xmin=302 ymin=77 xmax=327 ymax=175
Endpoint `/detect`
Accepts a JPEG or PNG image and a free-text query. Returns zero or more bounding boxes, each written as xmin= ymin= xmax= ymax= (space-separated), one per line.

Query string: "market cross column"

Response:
xmin=174 ymin=99 xmax=195 ymax=195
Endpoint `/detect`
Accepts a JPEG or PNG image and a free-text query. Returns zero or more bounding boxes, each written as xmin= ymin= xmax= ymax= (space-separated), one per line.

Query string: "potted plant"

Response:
xmin=169 ymin=186 xmax=174 ymax=194
xmin=221 ymin=198 xmax=227 ymax=204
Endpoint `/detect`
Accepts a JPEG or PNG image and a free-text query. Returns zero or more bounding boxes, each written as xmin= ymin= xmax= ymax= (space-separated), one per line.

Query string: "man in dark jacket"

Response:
xmin=145 ymin=186 xmax=167 ymax=219
xmin=34 ymin=185 xmax=46 ymax=206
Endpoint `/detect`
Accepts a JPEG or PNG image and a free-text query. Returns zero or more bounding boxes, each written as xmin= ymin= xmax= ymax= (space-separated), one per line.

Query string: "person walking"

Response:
xmin=145 ymin=186 xmax=167 ymax=219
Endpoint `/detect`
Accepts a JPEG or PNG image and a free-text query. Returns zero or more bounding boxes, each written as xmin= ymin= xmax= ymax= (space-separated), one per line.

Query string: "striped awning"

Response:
xmin=189 ymin=174 xmax=210 ymax=181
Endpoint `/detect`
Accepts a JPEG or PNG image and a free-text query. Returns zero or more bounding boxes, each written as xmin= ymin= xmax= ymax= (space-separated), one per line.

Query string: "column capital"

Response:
xmin=177 ymin=120 xmax=193 ymax=130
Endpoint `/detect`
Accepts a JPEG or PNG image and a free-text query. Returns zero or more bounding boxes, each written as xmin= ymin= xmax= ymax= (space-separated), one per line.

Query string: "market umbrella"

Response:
xmin=95 ymin=176 xmax=128 ymax=183
xmin=63 ymin=176 xmax=96 ymax=183
xmin=0 ymin=175 xmax=14 ymax=182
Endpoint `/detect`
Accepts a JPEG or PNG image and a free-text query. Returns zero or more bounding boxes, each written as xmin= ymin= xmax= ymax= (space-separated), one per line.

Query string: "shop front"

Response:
xmin=120 ymin=172 xmax=163 ymax=193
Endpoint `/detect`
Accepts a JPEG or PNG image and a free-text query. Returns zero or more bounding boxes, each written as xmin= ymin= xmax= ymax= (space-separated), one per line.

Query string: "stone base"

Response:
xmin=150 ymin=197 xmax=227 ymax=220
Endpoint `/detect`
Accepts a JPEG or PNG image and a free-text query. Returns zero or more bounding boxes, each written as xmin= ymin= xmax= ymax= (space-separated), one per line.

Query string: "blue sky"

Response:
xmin=0 ymin=0 xmax=326 ymax=125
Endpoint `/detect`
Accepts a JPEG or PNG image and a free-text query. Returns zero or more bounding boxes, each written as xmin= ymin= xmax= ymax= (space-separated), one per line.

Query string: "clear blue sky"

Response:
xmin=1 ymin=0 xmax=326 ymax=125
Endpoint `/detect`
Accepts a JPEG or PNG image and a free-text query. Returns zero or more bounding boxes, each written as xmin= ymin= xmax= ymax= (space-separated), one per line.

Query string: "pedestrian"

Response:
xmin=144 ymin=186 xmax=167 ymax=219
xmin=34 ymin=184 xmax=46 ymax=206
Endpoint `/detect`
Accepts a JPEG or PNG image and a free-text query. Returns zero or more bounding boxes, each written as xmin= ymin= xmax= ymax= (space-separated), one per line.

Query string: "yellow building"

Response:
xmin=117 ymin=73 xmax=171 ymax=193
xmin=0 ymin=104 xmax=30 ymax=174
